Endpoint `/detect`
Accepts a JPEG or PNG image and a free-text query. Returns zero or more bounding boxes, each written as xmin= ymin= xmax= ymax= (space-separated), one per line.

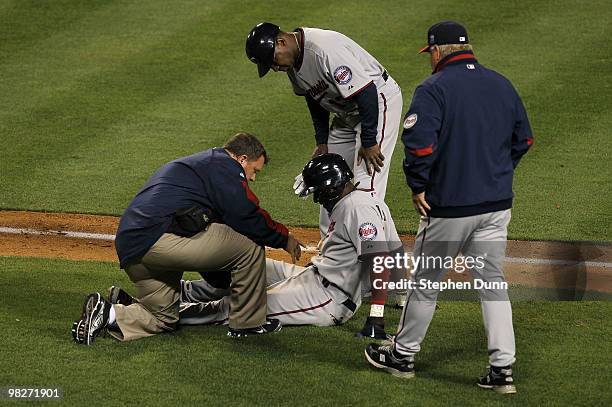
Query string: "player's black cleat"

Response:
xmin=227 ymin=319 xmax=282 ymax=338
xmin=71 ymin=293 xmax=111 ymax=345
xmin=477 ymin=365 xmax=517 ymax=394
xmin=108 ymin=286 xmax=136 ymax=306
xmin=364 ymin=343 xmax=415 ymax=379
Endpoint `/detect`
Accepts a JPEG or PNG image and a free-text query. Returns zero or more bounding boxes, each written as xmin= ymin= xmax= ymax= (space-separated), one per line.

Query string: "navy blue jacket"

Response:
xmin=402 ymin=51 xmax=533 ymax=218
xmin=115 ymin=148 xmax=288 ymax=268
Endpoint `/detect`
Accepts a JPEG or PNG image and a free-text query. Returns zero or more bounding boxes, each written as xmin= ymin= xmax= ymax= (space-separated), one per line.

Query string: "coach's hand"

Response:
xmin=358 ymin=144 xmax=384 ymax=175
xmin=312 ymin=144 xmax=328 ymax=158
xmin=285 ymin=234 xmax=303 ymax=264
xmin=412 ymin=192 xmax=431 ymax=216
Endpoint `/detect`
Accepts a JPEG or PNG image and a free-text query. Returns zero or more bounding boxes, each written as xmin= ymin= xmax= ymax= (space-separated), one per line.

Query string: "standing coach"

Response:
xmin=364 ymin=21 xmax=533 ymax=395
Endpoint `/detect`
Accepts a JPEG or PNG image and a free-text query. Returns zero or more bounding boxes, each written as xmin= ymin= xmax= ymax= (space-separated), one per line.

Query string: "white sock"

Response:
xmin=108 ymin=305 xmax=117 ymax=326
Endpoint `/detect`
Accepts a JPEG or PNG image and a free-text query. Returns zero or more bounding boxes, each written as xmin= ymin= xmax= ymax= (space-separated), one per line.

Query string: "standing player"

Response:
xmin=173 ymin=154 xmax=405 ymax=336
xmin=245 ymin=22 xmax=403 ymax=238
xmin=363 ymin=21 xmax=533 ymax=394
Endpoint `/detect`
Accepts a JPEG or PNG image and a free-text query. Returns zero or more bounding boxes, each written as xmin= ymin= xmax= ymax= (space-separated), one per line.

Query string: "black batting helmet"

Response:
xmin=245 ymin=22 xmax=280 ymax=77
xmin=300 ymin=154 xmax=354 ymax=208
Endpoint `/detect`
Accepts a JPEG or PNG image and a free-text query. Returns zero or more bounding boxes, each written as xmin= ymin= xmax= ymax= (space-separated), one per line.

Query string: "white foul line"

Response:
xmin=0 ymin=226 xmax=116 ymax=241
xmin=0 ymin=226 xmax=611 ymax=268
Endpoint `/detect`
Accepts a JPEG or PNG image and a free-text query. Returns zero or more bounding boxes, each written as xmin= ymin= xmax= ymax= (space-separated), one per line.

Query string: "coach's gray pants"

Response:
xmin=394 ymin=209 xmax=516 ymax=367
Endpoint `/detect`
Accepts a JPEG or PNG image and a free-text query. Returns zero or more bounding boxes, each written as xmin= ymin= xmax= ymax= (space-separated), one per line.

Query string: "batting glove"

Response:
xmin=293 ymin=173 xmax=308 ymax=199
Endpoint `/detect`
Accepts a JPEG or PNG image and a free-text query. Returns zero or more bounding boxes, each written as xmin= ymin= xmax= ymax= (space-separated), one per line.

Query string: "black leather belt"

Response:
xmin=382 ymin=70 xmax=389 ymax=81
xmin=321 ymin=276 xmax=357 ymax=313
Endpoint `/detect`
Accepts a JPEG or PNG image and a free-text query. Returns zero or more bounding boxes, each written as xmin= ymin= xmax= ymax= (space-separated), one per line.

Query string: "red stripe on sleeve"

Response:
xmin=257 ymin=208 xmax=288 ymax=236
xmin=527 ymin=138 xmax=534 ymax=146
xmin=409 ymin=144 xmax=434 ymax=157
xmin=242 ymin=180 xmax=260 ymax=206
xmin=242 ymin=181 xmax=288 ymax=237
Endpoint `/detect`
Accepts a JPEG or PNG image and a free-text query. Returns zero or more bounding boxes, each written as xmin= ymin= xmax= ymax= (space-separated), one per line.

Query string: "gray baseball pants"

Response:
xmin=179 ymin=259 xmax=356 ymax=326
xmin=320 ymin=78 xmax=403 ymax=237
xmin=393 ymin=209 xmax=516 ymax=367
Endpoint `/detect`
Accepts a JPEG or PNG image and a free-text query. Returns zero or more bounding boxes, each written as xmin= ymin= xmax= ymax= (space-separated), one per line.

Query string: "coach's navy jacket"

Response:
xmin=115 ymin=148 xmax=288 ymax=268
xmin=402 ymin=50 xmax=533 ymax=218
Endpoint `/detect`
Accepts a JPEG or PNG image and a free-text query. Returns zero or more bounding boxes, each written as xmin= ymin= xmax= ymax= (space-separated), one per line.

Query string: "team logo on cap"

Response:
xmin=403 ymin=113 xmax=418 ymax=129
xmin=358 ymin=222 xmax=378 ymax=241
xmin=333 ymin=65 xmax=352 ymax=85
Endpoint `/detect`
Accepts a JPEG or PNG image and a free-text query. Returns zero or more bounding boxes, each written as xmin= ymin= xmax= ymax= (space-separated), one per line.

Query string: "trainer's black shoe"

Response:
xmin=364 ymin=343 xmax=415 ymax=378
xmin=72 ymin=293 xmax=111 ymax=345
xmin=477 ymin=365 xmax=517 ymax=394
xmin=108 ymin=286 xmax=136 ymax=306
xmin=227 ymin=319 xmax=282 ymax=338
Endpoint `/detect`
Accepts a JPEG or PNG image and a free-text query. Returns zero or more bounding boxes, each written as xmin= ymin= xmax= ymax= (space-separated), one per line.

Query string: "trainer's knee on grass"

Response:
xmin=112 ymin=301 xmax=179 ymax=341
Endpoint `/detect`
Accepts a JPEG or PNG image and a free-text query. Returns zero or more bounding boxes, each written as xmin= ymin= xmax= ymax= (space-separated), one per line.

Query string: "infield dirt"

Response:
xmin=1 ymin=210 xmax=610 ymax=294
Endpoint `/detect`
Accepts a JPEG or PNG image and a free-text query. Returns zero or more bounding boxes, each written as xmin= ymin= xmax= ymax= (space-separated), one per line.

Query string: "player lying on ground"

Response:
xmin=108 ymin=154 xmax=407 ymax=336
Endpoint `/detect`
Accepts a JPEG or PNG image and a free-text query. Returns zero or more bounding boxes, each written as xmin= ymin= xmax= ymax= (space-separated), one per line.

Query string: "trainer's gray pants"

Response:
xmin=394 ymin=209 xmax=516 ymax=367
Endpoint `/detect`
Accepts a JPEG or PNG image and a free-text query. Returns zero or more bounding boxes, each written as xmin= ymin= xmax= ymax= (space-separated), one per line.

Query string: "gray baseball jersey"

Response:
xmin=288 ymin=28 xmax=388 ymax=114
xmin=287 ymin=28 xmax=404 ymax=238
xmin=312 ymin=189 xmax=402 ymax=304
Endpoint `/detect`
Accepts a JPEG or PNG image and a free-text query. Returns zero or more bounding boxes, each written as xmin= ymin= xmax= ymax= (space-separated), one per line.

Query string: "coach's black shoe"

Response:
xmin=477 ymin=365 xmax=517 ymax=394
xmin=108 ymin=286 xmax=136 ymax=306
xmin=364 ymin=343 xmax=415 ymax=379
xmin=72 ymin=293 xmax=111 ymax=345
xmin=227 ymin=319 xmax=282 ymax=338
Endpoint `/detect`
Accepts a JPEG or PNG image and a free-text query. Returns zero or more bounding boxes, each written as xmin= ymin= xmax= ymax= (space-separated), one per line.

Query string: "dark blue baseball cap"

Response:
xmin=419 ymin=21 xmax=469 ymax=53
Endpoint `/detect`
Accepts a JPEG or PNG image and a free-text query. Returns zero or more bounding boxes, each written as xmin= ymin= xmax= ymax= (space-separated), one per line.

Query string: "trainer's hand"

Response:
xmin=412 ymin=192 xmax=431 ymax=216
xmin=357 ymin=144 xmax=384 ymax=175
xmin=285 ymin=234 xmax=303 ymax=264
xmin=312 ymin=143 xmax=328 ymax=158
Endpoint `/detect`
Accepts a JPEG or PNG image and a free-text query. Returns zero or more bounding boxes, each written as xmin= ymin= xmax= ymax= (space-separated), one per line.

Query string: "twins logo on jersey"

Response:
xmin=333 ymin=66 xmax=352 ymax=85
xmin=403 ymin=113 xmax=418 ymax=129
xmin=358 ymin=222 xmax=377 ymax=241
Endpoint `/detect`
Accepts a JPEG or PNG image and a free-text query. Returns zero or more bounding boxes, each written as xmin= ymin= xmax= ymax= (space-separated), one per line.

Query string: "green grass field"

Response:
xmin=1 ymin=1 xmax=611 ymax=406
xmin=1 ymin=256 xmax=610 ymax=406
xmin=0 ymin=0 xmax=610 ymax=241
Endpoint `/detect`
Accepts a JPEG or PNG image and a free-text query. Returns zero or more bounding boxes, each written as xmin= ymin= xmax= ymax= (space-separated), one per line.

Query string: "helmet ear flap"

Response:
xmin=314 ymin=184 xmax=345 ymax=205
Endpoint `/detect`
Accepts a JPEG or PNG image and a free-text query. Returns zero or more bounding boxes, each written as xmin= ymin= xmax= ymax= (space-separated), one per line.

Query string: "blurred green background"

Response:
xmin=1 ymin=0 xmax=610 ymax=241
